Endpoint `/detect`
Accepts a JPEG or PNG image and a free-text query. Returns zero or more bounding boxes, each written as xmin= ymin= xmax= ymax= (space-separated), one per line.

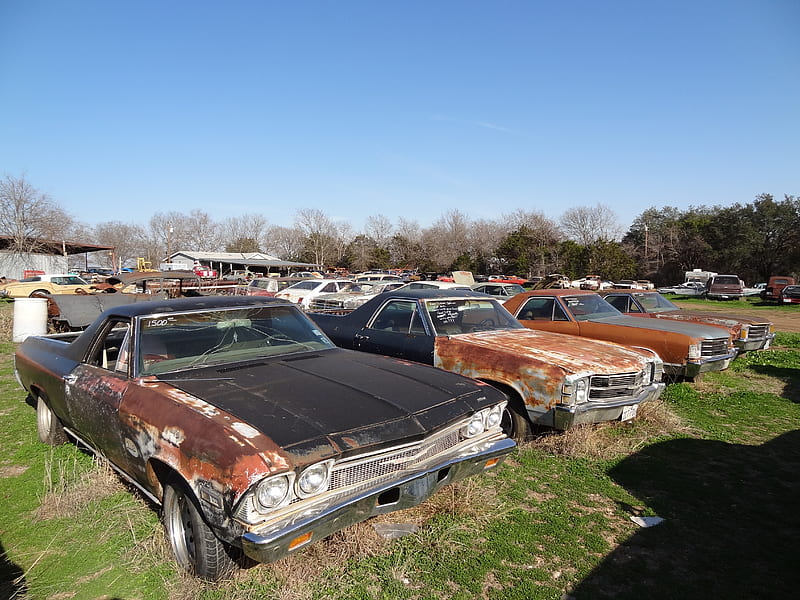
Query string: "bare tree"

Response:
xmin=364 ymin=214 xmax=394 ymax=248
xmin=264 ymin=225 xmax=306 ymax=260
xmin=0 ymin=174 xmax=75 ymax=253
xmin=294 ymin=208 xmax=337 ymax=267
xmin=219 ymin=214 xmax=270 ymax=253
xmin=423 ymin=209 xmax=471 ymax=270
xmin=92 ymin=221 xmax=147 ymax=270
xmin=560 ymin=204 xmax=623 ymax=245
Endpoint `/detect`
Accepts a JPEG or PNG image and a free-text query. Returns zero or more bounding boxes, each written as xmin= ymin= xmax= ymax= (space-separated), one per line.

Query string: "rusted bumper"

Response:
xmin=240 ymin=435 xmax=514 ymax=564
xmin=551 ymin=381 xmax=665 ymax=429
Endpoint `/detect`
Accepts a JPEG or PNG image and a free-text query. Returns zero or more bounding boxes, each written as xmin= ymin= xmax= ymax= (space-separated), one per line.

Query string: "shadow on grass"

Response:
xmin=571 ymin=430 xmax=800 ymax=599
xmin=748 ymin=365 xmax=800 ymax=403
xmin=0 ymin=539 xmax=26 ymax=599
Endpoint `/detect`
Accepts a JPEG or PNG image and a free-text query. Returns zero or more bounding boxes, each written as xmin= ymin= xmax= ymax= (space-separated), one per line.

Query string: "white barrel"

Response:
xmin=12 ymin=297 xmax=49 ymax=342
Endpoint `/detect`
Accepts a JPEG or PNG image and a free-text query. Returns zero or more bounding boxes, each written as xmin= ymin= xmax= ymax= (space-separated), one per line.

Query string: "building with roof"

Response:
xmin=166 ymin=251 xmax=318 ymax=277
xmin=0 ymin=236 xmax=115 ymax=280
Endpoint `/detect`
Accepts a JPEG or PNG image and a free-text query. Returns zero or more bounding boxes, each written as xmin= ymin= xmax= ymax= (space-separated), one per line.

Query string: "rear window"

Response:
xmin=713 ymin=276 xmax=740 ymax=285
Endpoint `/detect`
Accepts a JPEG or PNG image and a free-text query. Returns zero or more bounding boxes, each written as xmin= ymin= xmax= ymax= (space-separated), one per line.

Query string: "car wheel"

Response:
xmin=29 ymin=289 xmax=49 ymax=297
xmin=162 ymin=480 xmax=238 ymax=581
xmin=36 ymin=395 xmax=67 ymax=445
xmin=500 ymin=394 xmax=532 ymax=443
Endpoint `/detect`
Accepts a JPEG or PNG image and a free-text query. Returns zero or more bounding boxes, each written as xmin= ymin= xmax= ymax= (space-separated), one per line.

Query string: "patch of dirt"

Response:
xmin=674 ymin=303 xmax=800 ymax=333
xmin=0 ymin=465 xmax=28 ymax=478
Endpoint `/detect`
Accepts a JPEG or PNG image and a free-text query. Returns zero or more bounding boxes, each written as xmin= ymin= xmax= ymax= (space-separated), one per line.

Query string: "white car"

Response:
xmin=275 ymin=279 xmax=352 ymax=308
xmin=398 ymin=281 xmax=473 ymax=291
xmin=470 ymin=282 xmax=525 ymax=303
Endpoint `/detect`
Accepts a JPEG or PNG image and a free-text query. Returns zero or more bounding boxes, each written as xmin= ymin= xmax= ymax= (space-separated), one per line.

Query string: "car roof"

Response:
xmin=99 ymin=295 xmax=289 ymax=319
xmin=377 ymin=289 xmax=493 ymax=301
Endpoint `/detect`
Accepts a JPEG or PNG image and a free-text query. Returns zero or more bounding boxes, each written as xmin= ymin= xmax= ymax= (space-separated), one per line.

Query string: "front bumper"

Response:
xmin=735 ymin=333 xmax=775 ymax=353
xmin=240 ymin=435 xmax=514 ymax=564
xmin=551 ymin=381 xmax=665 ymax=429
xmin=665 ymin=350 xmax=737 ymax=378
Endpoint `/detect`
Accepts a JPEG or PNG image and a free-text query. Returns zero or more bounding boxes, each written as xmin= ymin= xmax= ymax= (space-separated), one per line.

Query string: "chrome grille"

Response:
xmin=747 ymin=325 xmax=769 ymax=340
xmin=589 ymin=370 xmax=645 ymax=401
xmin=330 ymin=429 xmax=461 ymax=493
xmin=701 ymin=338 xmax=730 ymax=357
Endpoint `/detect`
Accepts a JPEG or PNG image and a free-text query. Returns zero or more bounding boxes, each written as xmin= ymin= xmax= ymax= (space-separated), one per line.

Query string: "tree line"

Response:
xmin=1 ymin=175 xmax=797 ymax=285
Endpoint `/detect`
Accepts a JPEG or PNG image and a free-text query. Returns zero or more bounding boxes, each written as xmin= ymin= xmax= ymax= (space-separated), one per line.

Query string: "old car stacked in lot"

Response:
xmin=308 ymin=280 xmax=405 ymax=312
xmin=14 ymin=296 xmax=513 ymax=580
xmin=600 ymin=290 xmax=775 ymax=353
xmin=761 ymin=276 xmax=796 ymax=302
xmin=503 ymin=290 xmax=737 ymax=380
xmin=308 ymin=289 xmax=665 ymax=439
xmin=275 ymin=278 xmax=352 ymax=309
xmin=0 ymin=273 xmax=93 ymax=298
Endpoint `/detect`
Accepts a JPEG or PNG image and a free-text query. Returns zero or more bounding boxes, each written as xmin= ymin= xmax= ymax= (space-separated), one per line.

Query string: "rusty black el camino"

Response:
xmin=14 ymin=296 xmax=513 ymax=580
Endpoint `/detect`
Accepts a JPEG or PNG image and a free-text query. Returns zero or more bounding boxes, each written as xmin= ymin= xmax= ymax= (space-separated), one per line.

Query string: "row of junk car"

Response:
xmin=7 ymin=266 xmax=786 ymax=579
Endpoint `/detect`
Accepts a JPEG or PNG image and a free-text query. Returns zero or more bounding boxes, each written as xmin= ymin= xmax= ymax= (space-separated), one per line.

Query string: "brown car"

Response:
xmin=600 ymin=290 xmax=775 ymax=353
xmin=503 ymin=289 xmax=737 ymax=380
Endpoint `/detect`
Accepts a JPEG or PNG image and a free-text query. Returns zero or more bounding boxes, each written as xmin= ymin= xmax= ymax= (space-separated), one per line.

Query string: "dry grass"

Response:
xmin=160 ymin=474 xmax=510 ymax=600
xmin=0 ymin=301 xmax=13 ymax=343
xmin=34 ymin=454 xmax=127 ymax=521
xmin=530 ymin=399 xmax=692 ymax=459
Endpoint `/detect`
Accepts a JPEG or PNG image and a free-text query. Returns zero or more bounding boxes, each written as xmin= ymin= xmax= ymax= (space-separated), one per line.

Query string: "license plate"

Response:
xmin=621 ymin=404 xmax=638 ymax=421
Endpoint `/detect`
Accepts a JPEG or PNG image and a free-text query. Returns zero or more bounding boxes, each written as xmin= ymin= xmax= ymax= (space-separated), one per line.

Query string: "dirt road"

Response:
xmin=671 ymin=302 xmax=800 ymax=333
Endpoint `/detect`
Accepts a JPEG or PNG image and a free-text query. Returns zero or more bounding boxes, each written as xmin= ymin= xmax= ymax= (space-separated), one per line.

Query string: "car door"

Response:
xmin=354 ymin=299 xmax=435 ymax=364
xmin=63 ymin=318 xmax=138 ymax=473
xmin=512 ymin=296 xmax=580 ymax=336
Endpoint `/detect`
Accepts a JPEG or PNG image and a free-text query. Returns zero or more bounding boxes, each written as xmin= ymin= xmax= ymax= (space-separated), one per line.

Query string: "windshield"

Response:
xmin=562 ymin=294 xmax=621 ymax=321
xmin=423 ymin=298 xmax=523 ymax=335
xmin=136 ymin=305 xmax=334 ymax=375
xmin=638 ymin=293 xmax=679 ymax=313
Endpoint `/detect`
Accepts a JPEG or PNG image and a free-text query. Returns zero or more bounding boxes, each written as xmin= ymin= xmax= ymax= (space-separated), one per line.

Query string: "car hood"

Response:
xmin=160 ymin=348 xmax=498 ymax=462
xmin=434 ymin=329 xmax=655 ymax=376
xmin=651 ymin=310 xmax=766 ymax=327
xmin=590 ymin=315 xmax=730 ymax=339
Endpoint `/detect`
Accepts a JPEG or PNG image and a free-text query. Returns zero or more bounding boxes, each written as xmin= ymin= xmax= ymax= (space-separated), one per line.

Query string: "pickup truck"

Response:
xmin=308 ymin=289 xmax=666 ymax=439
xmin=14 ymin=296 xmax=513 ymax=580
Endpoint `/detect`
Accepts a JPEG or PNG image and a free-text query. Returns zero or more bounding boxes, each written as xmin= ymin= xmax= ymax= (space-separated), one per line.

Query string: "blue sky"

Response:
xmin=1 ymin=0 xmax=797 ymax=234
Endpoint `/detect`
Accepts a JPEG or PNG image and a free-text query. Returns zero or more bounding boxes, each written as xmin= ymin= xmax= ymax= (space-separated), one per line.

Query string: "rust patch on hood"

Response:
xmin=432 ymin=329 xmax=653 ymax=411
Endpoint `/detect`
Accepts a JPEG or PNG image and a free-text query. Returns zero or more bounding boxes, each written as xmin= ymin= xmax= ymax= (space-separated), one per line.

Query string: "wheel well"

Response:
xmin=478 ymin=380 xmax=530 ymax=416
xmin=146 ymin=458 xmax=179 ymax=503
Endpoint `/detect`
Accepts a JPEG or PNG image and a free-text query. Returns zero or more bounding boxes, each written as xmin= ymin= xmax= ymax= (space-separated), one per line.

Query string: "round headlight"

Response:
xmin=297 ymin=462 xmax=331 ymax=497
xmin=256 ymin=475 xmax=291 ymax=509
xmin=465 ymin=413 xmax=485 ymax=438
xmin=485 ymin=405 xmax=503 ymax=429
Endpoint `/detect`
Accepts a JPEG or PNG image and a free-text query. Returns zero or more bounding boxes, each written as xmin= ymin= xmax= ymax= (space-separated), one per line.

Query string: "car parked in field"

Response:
xmin=14 ymin=296 xmax=513 ymax=580
xmin=600 ymin=290 xmax=775 ymax=353
xmin=780 ymin=284 xmax=800 ymax=304
xmin=308 ymin=289 xmax=666 ymax=438
xmin=469 ymin=282 xmax=526 ymax=303
xmin=502 ymin=289 xmax=737 ymax=380
xmin=761 ymin=276 xmax=796 ymax=302
xmin=308 ymin=281 xmax=405 ymax=312
xmin=275 ymin=278 xmax=352 ymax=308
xmin=705 ymin=274 xmax=744 ymax=300
xmin=0 ymin=274 xmax=93 ymax=298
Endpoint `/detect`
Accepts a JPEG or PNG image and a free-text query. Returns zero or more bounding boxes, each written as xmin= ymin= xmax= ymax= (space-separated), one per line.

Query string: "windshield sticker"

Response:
xmin=434 ymin=302 xmax=459 ymax=324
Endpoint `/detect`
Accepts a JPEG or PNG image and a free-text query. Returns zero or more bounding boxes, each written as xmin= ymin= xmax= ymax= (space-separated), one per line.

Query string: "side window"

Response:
xmin=518 ymin=297 xmax=555 ymax=321
xmin=553 ymin=302 xmax=569 ymax=321
xmin=606 ymin=295 xmax=631 ymax=312
xmin=86 ymin=319 xmax=131 ymax=373
xmin=368 ymin=300 xmax=419 ymax=333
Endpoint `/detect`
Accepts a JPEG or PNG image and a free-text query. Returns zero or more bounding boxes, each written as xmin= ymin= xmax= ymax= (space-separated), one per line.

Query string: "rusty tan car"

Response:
xmin=503 ymin=289 xmax=737 ymax=380
xmin=309 ymin=289 xmax=666 ymax=439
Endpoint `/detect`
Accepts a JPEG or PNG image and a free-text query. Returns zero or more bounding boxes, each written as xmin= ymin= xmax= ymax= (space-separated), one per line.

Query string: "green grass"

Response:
xmin=1 ymin=314 xmax=799 ymax=599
